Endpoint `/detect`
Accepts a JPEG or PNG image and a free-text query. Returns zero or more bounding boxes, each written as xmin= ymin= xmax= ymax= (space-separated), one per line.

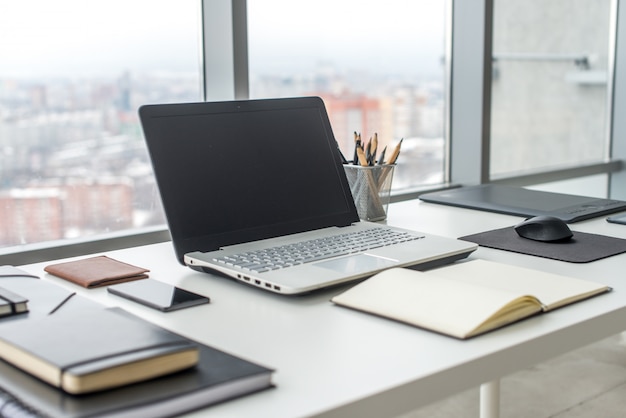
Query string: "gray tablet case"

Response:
xmin=419 ymin=184 xmax=626 ymax=223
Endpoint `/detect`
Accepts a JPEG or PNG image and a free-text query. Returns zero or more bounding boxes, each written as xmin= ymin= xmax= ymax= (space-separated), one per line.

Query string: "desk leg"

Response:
xmin=480 ymin=380 xmax=500 ymax=418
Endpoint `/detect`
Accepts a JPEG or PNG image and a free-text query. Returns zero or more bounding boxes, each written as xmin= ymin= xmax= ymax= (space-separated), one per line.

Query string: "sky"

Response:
xmin=0 ymin=0 xmax=200 ymax=77
xmin=0 ymin=0 xmax=445 ymax=78
xmin=248 ymin=0 xmax=446 ymax=76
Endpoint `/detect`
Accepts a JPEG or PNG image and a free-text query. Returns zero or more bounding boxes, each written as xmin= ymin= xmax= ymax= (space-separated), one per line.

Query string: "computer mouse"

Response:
xmin=514 ymin=216 xmax=573 ymax=242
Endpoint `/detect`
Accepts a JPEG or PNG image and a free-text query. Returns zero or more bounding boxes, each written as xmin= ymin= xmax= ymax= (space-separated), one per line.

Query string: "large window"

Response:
xmin=247 ymin=0 xmax=448 ymax=190
xmin=0 ymin=1 xmax=202 ymax=249
xmin=1 ymin=0 xmax=447 ymax=251
xmin=3 ymin=1 xmax=624 ymax=258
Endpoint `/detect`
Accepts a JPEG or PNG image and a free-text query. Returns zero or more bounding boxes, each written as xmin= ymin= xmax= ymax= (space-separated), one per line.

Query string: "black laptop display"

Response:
xmin=139 ymin=97 xmax=356 ymax=263
xmin=138 ymin=97 xmax=477 ymax=294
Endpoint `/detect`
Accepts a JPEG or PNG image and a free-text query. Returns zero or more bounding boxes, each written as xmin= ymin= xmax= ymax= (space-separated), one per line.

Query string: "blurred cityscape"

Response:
xmin=0 ymin=68 xmax=445 ymax=248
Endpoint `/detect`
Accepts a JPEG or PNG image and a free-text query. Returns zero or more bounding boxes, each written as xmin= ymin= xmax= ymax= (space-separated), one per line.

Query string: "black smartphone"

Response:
xmin=107 ymin=280 xmax=210 ymax=312
xmin=606 ymin=213 xmax=626 ymax=225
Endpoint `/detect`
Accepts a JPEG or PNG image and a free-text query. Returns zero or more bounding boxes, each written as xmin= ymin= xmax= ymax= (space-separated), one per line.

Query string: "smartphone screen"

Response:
xmin=108 ymin=280 xmax=210 ymax=312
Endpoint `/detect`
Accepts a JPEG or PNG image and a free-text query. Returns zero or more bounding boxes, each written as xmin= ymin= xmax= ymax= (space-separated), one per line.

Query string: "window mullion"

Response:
xmin=202 ymin=0 xmax=249 ymax=100
xmin=449 ymin=0 xmax=492 ymax=185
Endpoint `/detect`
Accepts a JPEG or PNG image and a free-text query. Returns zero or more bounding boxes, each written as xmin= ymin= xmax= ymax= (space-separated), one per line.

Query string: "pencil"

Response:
xmin=377 ymin=146 xmax=387 ymax=165
xmin=371 ymin=133 xmax=378 ymax=165
xmin=387 ymin=138 xmax=403 ymax=164
xmin=352 ymin=132 xmax=361 ymax=165
xmin=356 ymin=145 xmax=369 ymax=166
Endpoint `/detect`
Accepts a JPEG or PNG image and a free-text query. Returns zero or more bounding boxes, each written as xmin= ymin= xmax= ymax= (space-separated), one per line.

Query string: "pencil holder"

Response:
xmin=343 ymin=164 xmax=395 ymax=221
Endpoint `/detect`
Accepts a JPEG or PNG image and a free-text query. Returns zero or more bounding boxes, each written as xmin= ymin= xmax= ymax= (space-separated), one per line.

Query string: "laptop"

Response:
xmin=139 ymin=97 xmax=476 ymax=294
xmin=420 ymin=184 xmax=626 ymax=223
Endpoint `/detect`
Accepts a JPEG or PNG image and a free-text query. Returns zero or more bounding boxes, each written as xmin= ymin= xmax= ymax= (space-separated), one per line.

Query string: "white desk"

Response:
xmin=20 ymin=200 xmax=626 ymax=418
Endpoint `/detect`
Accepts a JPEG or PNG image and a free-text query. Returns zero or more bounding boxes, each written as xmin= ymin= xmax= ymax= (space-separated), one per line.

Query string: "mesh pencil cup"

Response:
xmin=343 ymin=164 xmax=395 ymax=221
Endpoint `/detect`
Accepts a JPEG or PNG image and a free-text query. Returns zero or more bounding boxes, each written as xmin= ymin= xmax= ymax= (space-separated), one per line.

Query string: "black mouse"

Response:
xmin=514 ymin=216 xmax=573 ymax=242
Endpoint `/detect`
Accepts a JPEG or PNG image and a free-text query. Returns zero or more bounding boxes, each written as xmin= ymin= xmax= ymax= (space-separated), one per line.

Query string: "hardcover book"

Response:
xmin=0 ymin=308 xmax=199 ymax=394
xmin=0 ymin=341 xmax=273 ymax=418
xmin=0 ymin=286 xmax=28 ymax=317
xmin=0 ymin=269 xmax=274 ymax=416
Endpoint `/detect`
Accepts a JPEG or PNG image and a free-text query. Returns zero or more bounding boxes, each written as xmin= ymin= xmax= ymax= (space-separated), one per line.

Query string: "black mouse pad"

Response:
xmin=459 ymin=227 xmax=626 ymax=263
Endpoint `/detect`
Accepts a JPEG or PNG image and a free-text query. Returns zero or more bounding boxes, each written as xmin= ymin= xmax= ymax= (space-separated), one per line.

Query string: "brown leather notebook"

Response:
xmin=45 ymin=256 xmax=149 ymax=288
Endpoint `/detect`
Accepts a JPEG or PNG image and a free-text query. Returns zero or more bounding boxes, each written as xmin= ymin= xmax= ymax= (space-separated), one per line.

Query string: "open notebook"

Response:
xmin=331 ymin=259 xmax=611 ymax=339
xmin=139 ymin=97 xmax=476 ymax=294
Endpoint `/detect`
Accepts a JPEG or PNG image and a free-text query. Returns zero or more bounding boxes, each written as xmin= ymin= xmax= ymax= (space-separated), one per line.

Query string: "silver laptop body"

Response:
xmin=139 ymin=97 xmax=476 ymax=294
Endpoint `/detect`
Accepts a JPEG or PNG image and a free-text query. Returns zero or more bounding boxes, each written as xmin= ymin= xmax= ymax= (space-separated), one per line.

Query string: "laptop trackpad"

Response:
xmin=315 ymin=254 xmax=398 ymax=274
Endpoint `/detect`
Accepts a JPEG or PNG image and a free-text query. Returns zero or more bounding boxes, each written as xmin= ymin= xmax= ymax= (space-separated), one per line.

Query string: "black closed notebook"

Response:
xmin=0 ymin=308 xmax=199 ymax=394
xmin=0 ymin=308 xmax=274 ymax=418
xmin=0 ymin=266 xmax=34 ymax=318
xmin=0 ymin=286 xmax=28 ymax=317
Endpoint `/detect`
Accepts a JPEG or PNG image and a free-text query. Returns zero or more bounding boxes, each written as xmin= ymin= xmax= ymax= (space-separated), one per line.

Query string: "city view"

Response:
xmin=0 ymin=66 xmax=446 ymax=248
xmin=1 ymin=0 xmax=609 ymax=250
xmin=0 ymin=2 xmax=447 ymax=249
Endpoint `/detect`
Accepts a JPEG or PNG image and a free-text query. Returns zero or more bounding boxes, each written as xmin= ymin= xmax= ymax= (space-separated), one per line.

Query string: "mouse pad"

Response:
xmin=459 ymin=227 xmax=626 ymax=263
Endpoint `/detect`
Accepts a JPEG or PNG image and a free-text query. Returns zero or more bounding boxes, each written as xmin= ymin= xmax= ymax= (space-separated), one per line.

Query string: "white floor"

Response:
xmin=399 ymin=333 xmax=626 ymax=418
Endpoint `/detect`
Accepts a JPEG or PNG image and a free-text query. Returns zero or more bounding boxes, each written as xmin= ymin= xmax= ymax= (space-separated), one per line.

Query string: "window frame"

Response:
xmin=609 ymin=0 xmax=626 ymax=200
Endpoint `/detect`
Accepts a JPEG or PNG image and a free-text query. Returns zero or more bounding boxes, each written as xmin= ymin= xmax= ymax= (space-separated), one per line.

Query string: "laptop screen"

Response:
xmin=140 ymin=97 xmax=358 ymax=262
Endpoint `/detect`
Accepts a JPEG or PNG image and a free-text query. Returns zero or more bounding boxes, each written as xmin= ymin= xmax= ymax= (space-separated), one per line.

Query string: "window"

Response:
xmin=247 ymin=0 xmax=448 ymax=190
xmin=0 ymin=0 xmax=202 ymax=249
xmin=490 ymin=0 xmax=613 ymax=177
xmin=4 ymin=0 xmax=625 ymax=261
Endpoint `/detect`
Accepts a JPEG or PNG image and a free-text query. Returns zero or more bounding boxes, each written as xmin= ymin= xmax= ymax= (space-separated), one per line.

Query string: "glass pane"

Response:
xmin=490 ymin=0 xmax=612 ymax=177
xmin=0 ymin=1 xmax=202 ymax=249
xmin=247 ymin=0 xmax=447 ymax=190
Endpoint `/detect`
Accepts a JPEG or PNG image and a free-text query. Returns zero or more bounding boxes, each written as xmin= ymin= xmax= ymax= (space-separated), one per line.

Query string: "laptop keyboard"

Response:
xmin=213 ymin=227 xmax=424 ymax=273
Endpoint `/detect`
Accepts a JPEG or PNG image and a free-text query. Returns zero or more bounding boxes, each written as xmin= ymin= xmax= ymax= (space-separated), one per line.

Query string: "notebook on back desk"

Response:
xmin=139 ymin=97 xmax=476 ymax=294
